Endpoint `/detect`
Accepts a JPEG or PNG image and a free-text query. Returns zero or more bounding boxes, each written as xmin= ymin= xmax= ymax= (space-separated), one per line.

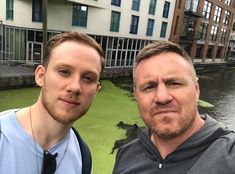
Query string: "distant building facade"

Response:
xmin=170 ymin=0 xmax=235 ymax=63
xmin=0 ymin=0 xmax=175 ymax=74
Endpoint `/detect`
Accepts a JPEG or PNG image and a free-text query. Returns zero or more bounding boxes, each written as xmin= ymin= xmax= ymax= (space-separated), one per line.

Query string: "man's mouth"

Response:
xmin=60 ymin=98 xmax=80 ymax=105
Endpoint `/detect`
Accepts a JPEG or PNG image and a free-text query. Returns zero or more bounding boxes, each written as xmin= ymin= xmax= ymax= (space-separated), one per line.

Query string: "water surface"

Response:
xmin=198 ymin=69 xmax=235 ymax=130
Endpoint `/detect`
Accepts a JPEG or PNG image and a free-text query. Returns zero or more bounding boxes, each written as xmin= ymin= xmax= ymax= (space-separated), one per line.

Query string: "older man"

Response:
xmin=113 ymin=41 xmax=235 ymax=174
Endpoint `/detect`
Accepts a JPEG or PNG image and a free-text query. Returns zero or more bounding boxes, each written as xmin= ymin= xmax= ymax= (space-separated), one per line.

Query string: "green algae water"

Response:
xmin=0 ymin=80 xmax=141 ymax=174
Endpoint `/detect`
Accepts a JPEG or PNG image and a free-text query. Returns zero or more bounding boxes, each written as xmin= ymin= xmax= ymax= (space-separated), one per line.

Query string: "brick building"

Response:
xmin=170 ymin=0 xmax=235 ymax=63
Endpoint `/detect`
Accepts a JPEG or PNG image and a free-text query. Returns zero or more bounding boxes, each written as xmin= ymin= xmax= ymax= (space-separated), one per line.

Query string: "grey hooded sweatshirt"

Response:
xmin=113 ymin=115 xmax=235 ymax=174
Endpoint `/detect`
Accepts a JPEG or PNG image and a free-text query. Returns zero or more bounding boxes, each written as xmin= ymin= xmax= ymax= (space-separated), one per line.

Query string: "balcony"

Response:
xmin=184 ymin=0 xmax=203 ymax=18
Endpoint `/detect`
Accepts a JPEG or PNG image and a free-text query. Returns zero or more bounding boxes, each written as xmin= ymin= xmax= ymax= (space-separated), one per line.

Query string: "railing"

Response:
xmin=184 ymin=1 xmax=203 ymax=17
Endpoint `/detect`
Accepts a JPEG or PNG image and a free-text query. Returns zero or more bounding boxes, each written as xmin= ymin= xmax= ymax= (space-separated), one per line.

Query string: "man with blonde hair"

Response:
xmin=0 ymin=31 xmax=105 ymax=174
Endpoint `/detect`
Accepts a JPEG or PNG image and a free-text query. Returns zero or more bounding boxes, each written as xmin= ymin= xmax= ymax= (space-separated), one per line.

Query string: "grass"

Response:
xmin=0 ymin=80 xmax=142 ymax=174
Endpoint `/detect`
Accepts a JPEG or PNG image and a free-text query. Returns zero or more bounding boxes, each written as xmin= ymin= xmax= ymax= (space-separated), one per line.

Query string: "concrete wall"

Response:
xmin=0 ymin=0 xmax=176 ymax=40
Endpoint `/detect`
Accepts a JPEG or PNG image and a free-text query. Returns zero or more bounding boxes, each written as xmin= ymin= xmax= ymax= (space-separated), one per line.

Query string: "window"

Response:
xmin=146 ymin=19 xmax=154 ymax=36
xmin=6 ymin=0 xmax=13 ymax=20
xmin=198 ymin=23 xmax=208 ymax=40
xmin=203 ymin=0 xmax=212 ymax=20
xmin=213 ymin=6 xmax=222 ymax=23
xmin=160 ymin=22 xmax=168 ymax=38
xmin=149 ymin=0 xmax=157 ymax=15
xmin=182 ymin=18 xmax=195 ymax=37
xmin=225 ymin=0 xmax=232 ymax=5
xmin=111 ymin=0 xmax=121 ymax=6
xmin=223 ymin=10 xmax=231 ymax=25
xmin=130 ymin=15 xmax=139 ymax=34
xmin=163 ymin=1 xmax=170 ymax=18
xmin=72 ymin=4 xmax=88 ymax=27
xmin=110 ymin=11 xmax=121 ymax=32
xmin=32 ymin=0 xmax=42 ymax=22
xmin=132 ymin=0 xmax=140 ymax=11
xmin=210 ymin=25 xmax=218 ymax=42
xmin=220 ymin=28 xmax=226 ymax=43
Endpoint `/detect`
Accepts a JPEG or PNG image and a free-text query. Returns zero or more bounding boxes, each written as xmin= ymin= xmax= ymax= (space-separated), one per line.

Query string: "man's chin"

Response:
xmin=152 ymin=125 xmax=182 ymax=140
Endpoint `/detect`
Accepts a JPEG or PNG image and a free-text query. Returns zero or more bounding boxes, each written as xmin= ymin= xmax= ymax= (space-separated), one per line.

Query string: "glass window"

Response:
xmin=223 ymin=10 xmax=231 ymax=25
xmin=6 ymin=0 xmax=14 ymax=20
xmin=213 ymin=6 xmax=222 ymax=23
xmin=111 ymin=0 xmax=121 ymax=6
xmin=203 ymin=0 xmax=212 ymax=20
xmin=32 ymin=0 xmax=42 ymax=22
xmin=148 ymin=0 xmax=157 ymax=15
xmin=198 ymin=23 xmax=208 ymax=40
xmin=210 ymin=25 xmax=218 ymax=42
xmin=72 ymin=4 xmax=88 ymax=27
xmin=225 ymin=0 xmax=232 ymax=5
xmin=130 ymin=15 xmax=139 ymax=34
xmin=163 ymin=1 xmax=170 ymax=18
xmin=110 ymin=11 xmax=121 ymax=32
xmin=146 ymin=19 xmax=154 ymax=36
xmin=160 ymin=22 xmax=168 ymax=38
xmin=182 ymin=18 xmax=195 ymax=37
xmin=220 ymin=28 xmax=226 ymax=43
xmin=132 ymin=0 xmax=140 ymax=11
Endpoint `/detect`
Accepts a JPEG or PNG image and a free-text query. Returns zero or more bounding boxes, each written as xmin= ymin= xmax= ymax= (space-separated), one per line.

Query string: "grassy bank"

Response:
xmin=0 ymin=80 xmax=142 ymax=173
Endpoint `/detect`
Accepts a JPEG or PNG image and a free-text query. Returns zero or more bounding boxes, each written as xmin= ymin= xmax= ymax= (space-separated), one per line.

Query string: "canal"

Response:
xmin=113 ymin=68 xmax=235 ymax=131
xmin=198 ymin=68 xmax=235 ymax=130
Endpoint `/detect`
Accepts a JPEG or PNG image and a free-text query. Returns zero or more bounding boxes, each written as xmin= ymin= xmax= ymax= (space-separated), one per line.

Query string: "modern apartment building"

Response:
xmin=170 ymin=0 xmax=235 ymax=63
xmin=0 ymin=0 xmax=175 ymax=72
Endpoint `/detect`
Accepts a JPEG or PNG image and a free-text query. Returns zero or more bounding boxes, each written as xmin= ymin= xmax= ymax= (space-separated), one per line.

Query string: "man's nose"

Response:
xmin=154 ymin=84 xmax=172 ymax=104
xmin=67 ymin=77 xmax=83 ymax=95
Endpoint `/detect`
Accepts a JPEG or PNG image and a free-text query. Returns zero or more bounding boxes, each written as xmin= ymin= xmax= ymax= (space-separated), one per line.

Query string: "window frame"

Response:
xmin=148 ymin=0 xmax=157 ymax=15
xmin=162 ymin=1 xmax=170 ymax=18
xmin=32 ymin=0 xmax=43 ymax=22
xmin=130 ymin=15 xmax=139 ymax=34
xmin=111 ymin=0 xmax=121 ymax=6
xmin=72 ymin=3 xmax=88 ymax=27
xmin=132 ymin=0 xmax=141 ymax=11
xmin=6 ymin=0 xmax=14 ymax=20
xmin=110 ymin=11 xmax=121 ymax=32
xmin=160 ymin=22 xmax=168 ymax=38
xmin=146 ymin=19 xmax=154 ymax=36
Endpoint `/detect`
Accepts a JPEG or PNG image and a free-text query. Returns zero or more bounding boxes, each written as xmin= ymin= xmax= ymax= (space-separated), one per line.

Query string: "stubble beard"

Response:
xmin=41 ymin=89 xmax=84 ymax=125
xmin=150 ymin=111 xmax=197 ymax=140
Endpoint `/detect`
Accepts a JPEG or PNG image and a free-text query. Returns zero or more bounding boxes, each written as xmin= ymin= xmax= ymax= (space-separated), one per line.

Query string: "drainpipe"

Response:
xmin=42 ymin=0 xmax=47 ymax=63
xmin=0 ymin=20 xmax=2 ymax=64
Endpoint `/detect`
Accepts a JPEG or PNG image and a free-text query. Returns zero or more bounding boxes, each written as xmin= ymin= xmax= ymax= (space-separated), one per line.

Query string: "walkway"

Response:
xmin=0 ymin=64 xmax=34 ymax=78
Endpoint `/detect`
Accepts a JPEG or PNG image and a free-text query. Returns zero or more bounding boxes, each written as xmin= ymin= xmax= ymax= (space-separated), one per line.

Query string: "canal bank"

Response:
xmin=1 ymin=61 xmax=235 ymax=90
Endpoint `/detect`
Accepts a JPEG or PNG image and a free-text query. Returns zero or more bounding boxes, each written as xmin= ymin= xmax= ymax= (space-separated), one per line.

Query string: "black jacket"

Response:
xmin=113 ymin=115 xmax=235 ymax=174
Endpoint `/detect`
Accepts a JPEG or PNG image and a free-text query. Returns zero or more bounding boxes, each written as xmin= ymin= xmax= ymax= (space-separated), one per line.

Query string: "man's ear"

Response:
xmin=195 ymin=78 xmax=200 ymax=101
xmin=35 ymin=65 xmax=46 ymax=87
xmin=97 ymin=82 xmax=101 ymax=92
xmin=133 ymin=86 xmax=137 ymax=98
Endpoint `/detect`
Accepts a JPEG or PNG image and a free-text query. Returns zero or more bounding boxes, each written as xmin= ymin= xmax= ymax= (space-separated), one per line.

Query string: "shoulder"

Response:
xmin=0 ymin=109 xmax=17 ymax=121
xmin=114 ymin=138 xmax=143 ymax=167
xmin=206 ymin=132 xmax=235 ymax=171
xmin=117 ymin=138 xmax=141 ymax=155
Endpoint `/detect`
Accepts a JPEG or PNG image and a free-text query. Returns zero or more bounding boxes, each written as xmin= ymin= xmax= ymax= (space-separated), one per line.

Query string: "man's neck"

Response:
xmin=16 ymin=103 xmax=71 ymax=150
xmin=150 ymin=116 xmax=205 ymax=159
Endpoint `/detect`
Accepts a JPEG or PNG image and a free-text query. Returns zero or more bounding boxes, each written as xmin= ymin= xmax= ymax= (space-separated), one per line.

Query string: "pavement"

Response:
xmin=0 ymin=64 xmax=35 ymax=78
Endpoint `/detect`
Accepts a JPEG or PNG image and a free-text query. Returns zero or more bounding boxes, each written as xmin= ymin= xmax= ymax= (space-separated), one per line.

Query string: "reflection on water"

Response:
xmin=198 ymin=69 xmax=235 ymax=130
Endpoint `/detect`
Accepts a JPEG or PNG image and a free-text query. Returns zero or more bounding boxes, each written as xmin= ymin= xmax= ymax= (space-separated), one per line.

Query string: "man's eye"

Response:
xmin=83 ymin=76 xmax=95 ymax=83
xmin=166 ymin=81 xmax=181 ymax=87
xmin=142 ymin=84 xmax=156 ymax=91
xmin=58 ymin=69 xmax=70 ymax=77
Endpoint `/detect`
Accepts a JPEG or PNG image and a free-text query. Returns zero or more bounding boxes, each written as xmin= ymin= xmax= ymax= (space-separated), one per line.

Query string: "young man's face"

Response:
xmin=134 ymin=52 xmax=200 ymax=139
xmin=35 ymin=41 xmax=101 ymax=124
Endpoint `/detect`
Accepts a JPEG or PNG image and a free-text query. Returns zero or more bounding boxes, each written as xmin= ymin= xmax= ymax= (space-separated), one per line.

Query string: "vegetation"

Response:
xmin=0 ymin=80 xmax=141 ymax=174
xmin=0 ymin=80 xmax=214 ymax=173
